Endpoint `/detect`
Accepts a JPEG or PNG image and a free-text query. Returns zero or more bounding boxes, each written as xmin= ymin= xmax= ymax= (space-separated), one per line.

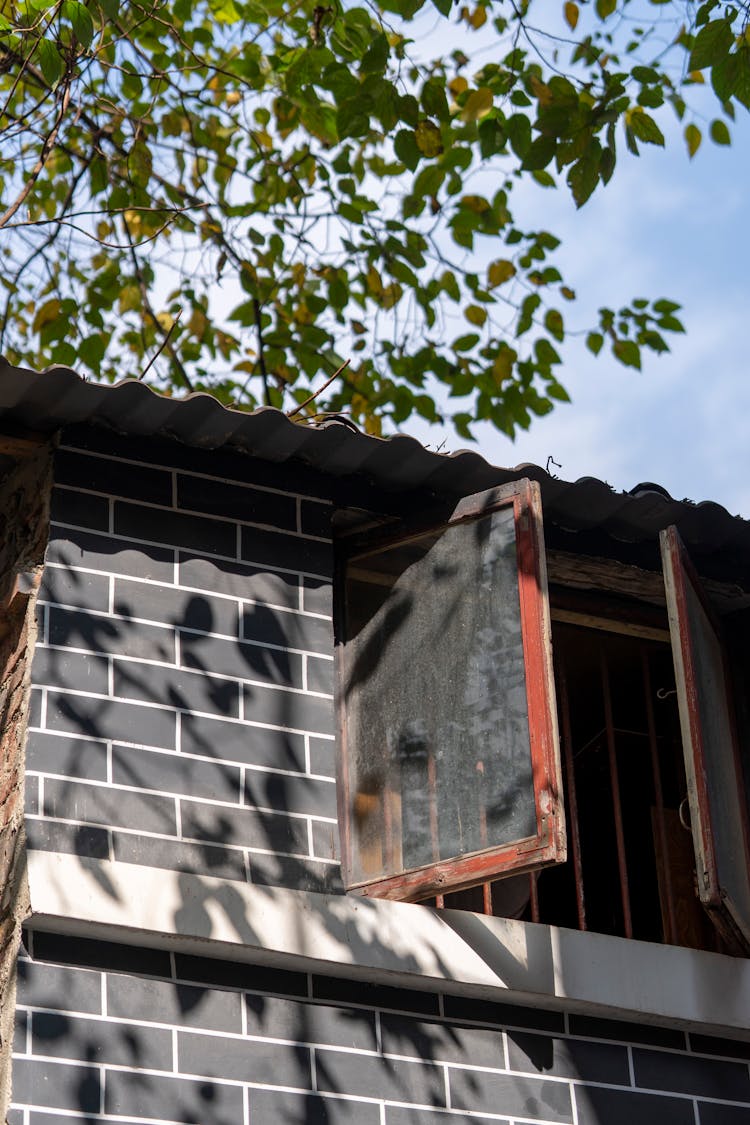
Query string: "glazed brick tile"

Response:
xmin=25 ymin=779 xmax=39 ymax=816
xmin=114 ymin=499 xmax=237 ymax=556
xmin=302 ymin=576 xmax=332 ymax=617
xmin=55 ymin=448 xmax=173 ymax=505
xmin=507 ymin=1030 xmax=630 ymax=1085
xmin=245 ymin=994 xmax=376 ymax=1051
xmin=105 ymin=1068 xmax=244 ymax=1123
xmin=39 ymin=565 xmax=110 ymax=612
xmin=386 ymin=1111 xmax=501 ymax=1125
xmin=107 ymin=974 xmax=242 ymax=1032
xmin=249 ymin=851 xmax=343 ymax=894
xmin=28 ymin=688 xmax=42 ymax=730
xmin=242 ymin=682 xmax=334 ymax=736
xmin=25 ymin=730 xmax=108 ymax=782
xmin=690 ymin=1033 xmax=750 ymax=1061
xmin=241 ymin=525 xmax=332 ymax=577
xmin=178 ymin=1030 xmax=312 ymax=1086
xmin=31 ymin=646 xmax=109 ymax=695
xmin=177 ymin=473 xmax=297 ymax=529
xmin=30 ymin=931 xmax=171 ymax=977
xmin=244 ymin=769 xmax=337 ymax=818
xmin=25 ymin=819 xmax=110 ymax=861
xmin=249 ymin=1090 xmax=379 ymax=1125
xmin=575 ymin=1085 xmax=695 ymax=1125
xmin=315 ymin=1046 xmax=445 ymax=1106
xmin=180 ymin=798 xmax=309 ymax=855
xmin=300 ymin=499 xmax=332 ymax=538
xmin=49 ymin=605 xmax=175 ymax=663
xmin=568 ymin=1013 xmax=687 ymax=1050
xmin=308 ymin=736 xmax=336 ymax=778
xmin=45 ymin=690 xmax=176 ymax=750
xmin=306 ymin=655 xmax=334 ymax=695
xmin=181 ymin=630 xmax=303 ymax=689
xmin=175 ymin=955 xmax=308 ymax=998
xmin=310 ymin=818 xmax=339 ymax=861
xmin=633 ymin=1046 xmax=750 ymax=1101
xmin=11 ymin=1057 xmax=100 ymax=1114
xmin=699 ymin=1104 xmax=750 ymax=1124
xmin=112 ymin=744 xmax=241 ymax=803
xmin=46 ymin=527 xmax=175 ymax=583
xmin=443 ymin=995 xmax=565 ymax=1035
xmin=180 ymin=712 xmax=307 ymax=772
xmin=114 ymin=576 xmax=239 ymax=637
xmin=50 ymin=487 xmax=109 ymax=531
xmin=16 ymin=960 xmax=102 ymax=1015
xmin=180 ymin=552 xmax=299 ymax=606
xmin=449 ymin=1066 xmax=572 ymax=1122
xmin=113 ymin=830 xmax=247 ymax=882
xmin=381 ymin=1014 xmax=504 ymax=1069
xmin=43 ymin=778 xmax=177 ymax=836
xmin=241 ymin=603 xmax=331 ymax=654
xmin=13 ymin=1010 xmax=27 ymax=1054
xmin=113 ymin=659 xmax=239 ymax=719
xmin=312 ymin=976 xmax=440 ymax=1016
xmin=31 ymin=1010 xmax=173 ymax=1069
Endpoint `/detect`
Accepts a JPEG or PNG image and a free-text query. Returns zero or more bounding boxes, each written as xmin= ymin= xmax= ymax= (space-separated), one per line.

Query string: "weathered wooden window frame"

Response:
xmin=335 ymin=479 xmax=566 ymax=903
xmin=661 ymin=525 xmax=750 ymax=954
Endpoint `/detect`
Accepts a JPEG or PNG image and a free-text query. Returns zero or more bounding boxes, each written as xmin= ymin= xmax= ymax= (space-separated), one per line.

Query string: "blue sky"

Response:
xmin=401 ymin=8 xmax=750 ymax=518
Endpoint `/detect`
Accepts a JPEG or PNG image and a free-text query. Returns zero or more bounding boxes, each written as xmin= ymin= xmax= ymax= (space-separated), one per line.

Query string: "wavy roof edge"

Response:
xmin=0 ymin=360 xmax=747 ymax=558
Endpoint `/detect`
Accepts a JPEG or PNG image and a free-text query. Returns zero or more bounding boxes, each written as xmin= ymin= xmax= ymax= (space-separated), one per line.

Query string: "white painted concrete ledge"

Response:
xmin=26 ymin=851 xmax=750 ymax=1036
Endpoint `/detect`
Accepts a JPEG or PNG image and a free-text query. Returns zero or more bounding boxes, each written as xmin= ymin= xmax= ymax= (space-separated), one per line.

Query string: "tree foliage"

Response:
xmin=0 ymin=0 xmax=747 ymax=437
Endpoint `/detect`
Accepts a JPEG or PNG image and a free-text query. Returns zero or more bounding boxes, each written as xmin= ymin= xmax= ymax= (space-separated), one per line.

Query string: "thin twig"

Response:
xmin=138 ymin=307 xmax=182 ymax=381
xmin=0 ymin=75 xmax=71 ymax=229
xmin=287 ymin=359 xmax=350 ymax=419
xmin=253 ymin=297 xmax=270 ymax=407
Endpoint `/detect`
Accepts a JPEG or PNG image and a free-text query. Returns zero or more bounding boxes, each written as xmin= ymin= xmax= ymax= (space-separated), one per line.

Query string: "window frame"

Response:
xmin=661 ymin=524 xmax=750 ymax=954
xmin=334 ymin=478 xmax=566 ymax=903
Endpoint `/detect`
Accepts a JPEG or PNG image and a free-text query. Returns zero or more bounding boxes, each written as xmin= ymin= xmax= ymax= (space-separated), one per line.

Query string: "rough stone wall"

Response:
xmin=0 ymin=444 xmax=53 ymax=1122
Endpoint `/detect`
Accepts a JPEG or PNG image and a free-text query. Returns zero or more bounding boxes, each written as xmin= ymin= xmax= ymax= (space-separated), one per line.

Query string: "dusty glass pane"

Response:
xmin=342 ymin=507 xmax=535 ymax=886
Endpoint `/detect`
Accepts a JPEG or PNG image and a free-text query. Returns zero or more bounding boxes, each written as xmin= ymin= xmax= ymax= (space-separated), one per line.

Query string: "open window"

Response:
xmin=335 ymin=480 xmax=565 ymax=901
xmin=661 ymin=525 xmax=750 ymax=954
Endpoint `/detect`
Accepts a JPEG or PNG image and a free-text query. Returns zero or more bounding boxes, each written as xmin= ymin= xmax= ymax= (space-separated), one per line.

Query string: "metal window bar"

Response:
xmin=600 ymin=644 xmax=633 ymax=939
xmin=641 ymin=644 xmax=677 ymax=945
xmin=557 ymin=655 xmax=587 ymax=931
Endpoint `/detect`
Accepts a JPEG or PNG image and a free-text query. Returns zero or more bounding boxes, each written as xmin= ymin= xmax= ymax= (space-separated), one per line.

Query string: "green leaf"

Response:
xmin=360 ymin=32 xmax=388 ymax=75
xmin=414 ymin=119 xmax=443 ymax=157
xmin=464 ymin=304 xmax=487 ymax=327
xmin=394 ymin=129 xmax=420 ymax=171
xmin=453 ymin=333 xmax=480 ymax=352
xmin=36 ymin=39 xmax=63 ymax=87
xmin=586 ymin=331 xmax=604 ymax=356
xmin=595 ymin=0 xmax=616 ymax=18
xmin=613 ymin=339 xmax=641 ymax=369
xmin=422 ymin=79 xmax=449 ymax=122
xmin=62 ymin=0 xmax=94 ymax=48
xmin=487 ymin=259 xmax=516 ymax=287
xmin=709 ymin=118 xmax=731 ymax=145
xmin=689 ymin=18 xmax=734 ymax=71
xmin=627 ymin=109 xmax=665 ymax=146
xmin=684 ymin=123 xmax=702 ymax=158
xmin=544 ymin=308 xmax=564 ymax=342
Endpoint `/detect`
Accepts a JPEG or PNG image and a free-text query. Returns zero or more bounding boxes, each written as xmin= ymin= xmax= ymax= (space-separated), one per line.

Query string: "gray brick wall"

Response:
xmin=10 ymin=932 xmax=750 ymax=1125
xmin=25 ymin=433 xmax=341 ymax=893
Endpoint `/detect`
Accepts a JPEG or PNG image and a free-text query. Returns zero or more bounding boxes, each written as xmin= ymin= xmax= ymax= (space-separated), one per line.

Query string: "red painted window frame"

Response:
xmin=335 ymin=479 xmax=566 ymax=903
xmin=661 ymin=525 xmax=750 ymax=954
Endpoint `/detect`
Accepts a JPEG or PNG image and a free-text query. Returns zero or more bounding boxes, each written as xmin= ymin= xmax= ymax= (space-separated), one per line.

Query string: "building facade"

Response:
xmin=1 ymin=363 xmax=750 ymax=1124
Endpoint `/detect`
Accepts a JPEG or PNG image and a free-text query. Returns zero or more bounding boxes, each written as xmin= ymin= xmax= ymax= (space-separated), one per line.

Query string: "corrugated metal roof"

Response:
xmin=0 ymin=359 xmax=748 ymax=564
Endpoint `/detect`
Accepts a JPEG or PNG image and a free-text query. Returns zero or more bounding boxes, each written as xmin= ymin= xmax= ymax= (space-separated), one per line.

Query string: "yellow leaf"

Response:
xmin=469 ymin=4 xmax=486 ymax=28
xmin=684 ymin=122 xmax=702 ymax=159
xmin=366 ymin=266 xmax=383 ymax=295
xmin=415 ymin=119 xmax=443 ymax=157
xmin=564 ymin=1 xmax=579 ymax=30
xmin=487 ymin=259 xmax=517 ymax=287
xmin=529 ymin=74 xmax=552 ymax=106
xmin=32 ymin=299 xmax=61 ymax=333
xmin=188 ymin=309 xmax=207 ymax=338
xmin=448 ymin=75 xmax=468 ymax=96
xmin=118 ymin=285 xmax=141 ymax=313
xmin=465 ymin=304 xmax=487 ymax=326
xmin=156 ymin=312 xmax=174 ymax=331
xmin=492 ymin=345 xmax=517 ymax=383
xmin=688 ymin=70 xmax=705 ymax=84
xmin=225 ymin=90 xmax=241 ymax=106
xmin=461 ymin=194 xmax=490 ymax=214
xmin=461 ymin=87 xmax=493 ymax=122
xmin=380 ymin=282 xmax=403 ymax=309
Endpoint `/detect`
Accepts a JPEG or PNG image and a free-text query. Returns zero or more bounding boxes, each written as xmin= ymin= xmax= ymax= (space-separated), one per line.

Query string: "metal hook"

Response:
xmin=656 ymin=687 xmax=677 ymax=700
xmin=679 ymin=796 xmax=692 ymax=832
